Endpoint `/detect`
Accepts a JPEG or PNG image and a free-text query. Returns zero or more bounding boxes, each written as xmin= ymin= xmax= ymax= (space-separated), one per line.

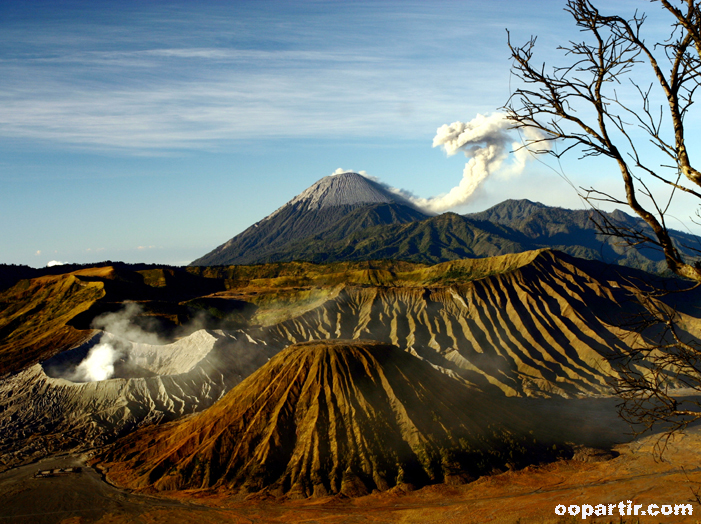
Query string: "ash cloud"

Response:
xmin=411 ymin=113 xmax=545 ymax=213
xmin=354 ymin=113 xmax=543 ymax=214
xmin=337 ymin=113 xmax=547 ymax=214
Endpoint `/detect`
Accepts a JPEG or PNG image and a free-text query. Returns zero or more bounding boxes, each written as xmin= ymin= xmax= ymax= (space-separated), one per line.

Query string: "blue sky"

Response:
xmin=1 ymin=0 xmax=697 ymax=266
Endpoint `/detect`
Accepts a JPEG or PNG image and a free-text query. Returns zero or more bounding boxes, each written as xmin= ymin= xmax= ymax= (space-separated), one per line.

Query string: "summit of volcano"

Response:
xmin=191 ymin=172 xmax=429 ymax=266
xmin=191 ymin=171 xmax=700 ymax=272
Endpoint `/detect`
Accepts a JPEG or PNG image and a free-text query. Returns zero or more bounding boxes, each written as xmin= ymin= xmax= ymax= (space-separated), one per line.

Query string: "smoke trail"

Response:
xmin=407 ymin=113 xmax=544 ymax=213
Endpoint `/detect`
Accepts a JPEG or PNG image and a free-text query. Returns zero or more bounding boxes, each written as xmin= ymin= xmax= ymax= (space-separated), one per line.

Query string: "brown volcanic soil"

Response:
xmin=0 ymin=270 xmax=106 ymax=375
xmin=208 ymin=427 xmax=701 ymax=524
xmin=3 ymin=427 xmax=697 ymax=523
xmin=98 ymin=340 xmax=556 ymax=498
xmin=4 ymin=250 xmax=697 ymax=399
xmin=3 ymin=249 xmax=701 ymax=521
xmin=238 ymin=250 xmax=701 ymax=398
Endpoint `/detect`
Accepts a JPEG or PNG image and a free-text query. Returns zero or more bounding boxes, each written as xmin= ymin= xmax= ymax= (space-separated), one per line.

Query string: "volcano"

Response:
xmin=191 ymin=172 xmax=429 ymax=266
xmin=99 ymin=339 xmax=545 ymax=497
xmin=191 ymin=171 xmax=700 ymax=272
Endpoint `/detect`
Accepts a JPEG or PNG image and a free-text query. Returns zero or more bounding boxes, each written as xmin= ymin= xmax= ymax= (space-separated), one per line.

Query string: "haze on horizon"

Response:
xmin=1 ymin=0 xmax=697 ymax=267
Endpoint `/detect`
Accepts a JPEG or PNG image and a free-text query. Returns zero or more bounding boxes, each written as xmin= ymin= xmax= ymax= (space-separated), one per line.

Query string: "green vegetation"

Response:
xmin=192 ymin=199 xmax=697 ymax=273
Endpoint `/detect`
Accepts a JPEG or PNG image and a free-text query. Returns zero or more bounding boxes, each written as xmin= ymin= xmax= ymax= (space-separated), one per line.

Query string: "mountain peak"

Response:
xmin=190 ymin=171 xmax=428 ymax=266
xmin=467 ymin=199 xmax=550 ymax=224
xmin=283 ymin=171 xmax=412 ymax=213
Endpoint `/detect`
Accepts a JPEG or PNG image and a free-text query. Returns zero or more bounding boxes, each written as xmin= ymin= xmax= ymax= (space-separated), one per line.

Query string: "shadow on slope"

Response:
xmin=98 ymin=340 xmax=566 ymax=498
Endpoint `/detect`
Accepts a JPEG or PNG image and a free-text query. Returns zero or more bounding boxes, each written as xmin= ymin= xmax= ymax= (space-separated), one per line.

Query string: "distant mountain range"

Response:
xmin=192 ymin=172 xmax=700 ymax=273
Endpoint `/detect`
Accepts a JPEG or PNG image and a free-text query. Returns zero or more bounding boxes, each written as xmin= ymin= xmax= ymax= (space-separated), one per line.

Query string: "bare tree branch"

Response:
xmin=505 ymin=0 xmax=701 ymax=454
xmin=504 ymin=0 xmax=701 ymax=281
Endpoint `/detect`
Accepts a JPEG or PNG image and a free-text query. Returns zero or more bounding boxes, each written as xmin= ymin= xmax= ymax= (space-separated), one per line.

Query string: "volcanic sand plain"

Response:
xmin=2 ymin=420 xmax=700 ymax=523
xmin=3 ymin=253 xmax=701 ymax=522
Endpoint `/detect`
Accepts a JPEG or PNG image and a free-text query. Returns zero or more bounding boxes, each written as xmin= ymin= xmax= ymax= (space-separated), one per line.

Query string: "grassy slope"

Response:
xmin=202 ymin=199 xmax=699 ymax=274
xmin=192 ymin=203 xmax=429 ymax=266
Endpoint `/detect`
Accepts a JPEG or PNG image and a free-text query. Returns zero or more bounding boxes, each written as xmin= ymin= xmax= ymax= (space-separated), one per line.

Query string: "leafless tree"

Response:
xmin=611 ymin=282 xmax=701 ymax=452
xmin=504 ymin=0 xmax=701 ymax=446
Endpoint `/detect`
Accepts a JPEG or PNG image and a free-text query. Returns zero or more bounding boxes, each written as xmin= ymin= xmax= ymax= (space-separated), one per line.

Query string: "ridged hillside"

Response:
xmin=0 ymin=329 xmax=276 ymax=471
xmin=0 ymin=269 xmax=107 ymax=375
xmin=99 ymin=340 xmax=547 ymax=497
xmin=246 ymin=250 xmax=692 ymax=397
xmin=3 ymin=250 xmax=691 ymax=397
xmin=467 ymin=199 xmax=701 ymax=272
xmin=3 ymin=250 xmax=697 ymax=472
xmin=252 ymin=206 xmax=699 ymax=273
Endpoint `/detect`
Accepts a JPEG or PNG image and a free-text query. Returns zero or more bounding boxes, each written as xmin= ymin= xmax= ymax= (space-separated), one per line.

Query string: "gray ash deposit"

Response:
xmin=0 ymin=329 xmax=277 ymax=472
xmin=43 ymin=330 xmax=222 ymax=382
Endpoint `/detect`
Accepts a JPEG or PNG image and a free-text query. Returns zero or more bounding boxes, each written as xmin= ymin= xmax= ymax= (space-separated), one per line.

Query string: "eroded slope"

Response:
xmin=0 ymin=329 xmax=277 ymax=471
xmin=2 ymin=250 xmax=695 ymax=473
xmin=251 ymin=250 xmax=663 ymax=397
xmin=0 ymin=269 xmax=107 ymax=375
xmin=99 ymin=340 xmax=551 ymax=497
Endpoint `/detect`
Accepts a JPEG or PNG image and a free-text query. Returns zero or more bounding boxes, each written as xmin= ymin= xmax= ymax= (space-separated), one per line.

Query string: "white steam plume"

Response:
xmin=68 ymin=302 xmax=165 ymax=382
xmin=72 ymin=343 xmax=118 ymax=382
xmin=91 ymin=302 xmax=163 ymax=345
xmin=407 ymin=113 xmax=546 ymax=213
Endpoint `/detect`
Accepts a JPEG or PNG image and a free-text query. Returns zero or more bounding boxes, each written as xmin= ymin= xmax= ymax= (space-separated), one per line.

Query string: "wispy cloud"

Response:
xmin=0 ymin=1 xmax=522 ymax=152
xmin=0 ymin=56 xmax=505 ymax=150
